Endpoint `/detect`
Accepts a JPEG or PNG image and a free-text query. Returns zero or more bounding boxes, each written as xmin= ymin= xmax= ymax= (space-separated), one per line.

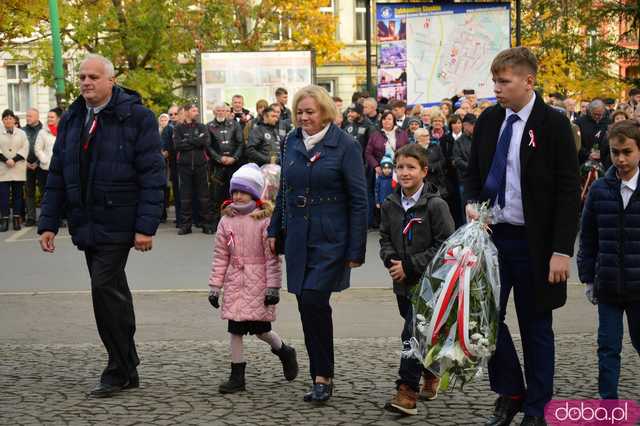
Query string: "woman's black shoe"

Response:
xmin=311 ymin=382 xmax=333 ymax=403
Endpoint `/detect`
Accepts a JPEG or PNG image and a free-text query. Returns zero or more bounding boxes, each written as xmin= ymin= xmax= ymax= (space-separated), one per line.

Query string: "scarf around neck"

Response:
xmin=228 ymin=200 xmax=257 ymax=216
xmin=383 ymin=126 xmax=397 ymax=151
xmin=303 ymin=123 xmax=331 ymax=151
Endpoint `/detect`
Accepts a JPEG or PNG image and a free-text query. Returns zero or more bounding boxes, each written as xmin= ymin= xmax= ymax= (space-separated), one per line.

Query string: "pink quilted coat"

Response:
xmin=208 ymin=207 xmax=282 ymax=322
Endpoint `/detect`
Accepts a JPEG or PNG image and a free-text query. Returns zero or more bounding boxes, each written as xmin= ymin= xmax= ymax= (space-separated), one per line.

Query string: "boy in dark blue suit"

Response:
xmin=464 ymin=47 xmax=580 ymax=426
xmin=578 ymin=120 xmax=640 ymax=400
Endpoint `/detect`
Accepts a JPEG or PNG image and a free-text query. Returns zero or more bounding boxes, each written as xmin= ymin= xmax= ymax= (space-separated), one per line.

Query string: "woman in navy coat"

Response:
xmin=268 ymin=85 xmax=368 ymax=403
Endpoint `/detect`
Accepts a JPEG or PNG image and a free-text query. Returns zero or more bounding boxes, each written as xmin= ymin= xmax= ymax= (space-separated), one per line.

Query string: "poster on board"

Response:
xmin=198 ymin=51 xmax=314 ymax=123
xmin=376 ymin=3 xmax=510 ymax=106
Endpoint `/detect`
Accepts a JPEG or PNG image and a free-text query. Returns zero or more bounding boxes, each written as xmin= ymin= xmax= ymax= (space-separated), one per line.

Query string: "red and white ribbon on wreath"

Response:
xmin=424 ymin=246 xmax=477 ymax=355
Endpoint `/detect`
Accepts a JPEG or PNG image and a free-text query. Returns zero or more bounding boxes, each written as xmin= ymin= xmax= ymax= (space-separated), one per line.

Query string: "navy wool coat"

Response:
xmin=38 ymin=86 xmax=165 ymax=250
xmin=268 ymin=124 xmax=368 ymax=295
xmin=578 ymin=166 xmax=640 ymax=303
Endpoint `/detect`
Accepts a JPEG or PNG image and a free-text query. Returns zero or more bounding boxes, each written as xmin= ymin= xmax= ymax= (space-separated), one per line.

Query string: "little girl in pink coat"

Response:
xmin=208 ymin=163 xmax=298 ymax=394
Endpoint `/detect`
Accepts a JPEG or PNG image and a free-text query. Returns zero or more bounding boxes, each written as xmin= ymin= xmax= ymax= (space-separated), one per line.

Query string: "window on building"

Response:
xmin=320 ymin=0 xmax=339 ymax=40
xmin=6 ymin=64 xmax=31 ymax=113
xmin=320 ymin=0 xmax=335 ymax=15
xmin=271 ymin=12 xmax=292 ymax=42
xmin=355 ymin=0 xmax=368 ymax=42
xmin=317 ymin=79 xmax=335 ymax=95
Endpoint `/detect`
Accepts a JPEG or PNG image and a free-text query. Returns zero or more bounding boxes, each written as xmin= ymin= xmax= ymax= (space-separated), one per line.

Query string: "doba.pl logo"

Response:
xmin=545 ymin=400 xmax=640 ymax=425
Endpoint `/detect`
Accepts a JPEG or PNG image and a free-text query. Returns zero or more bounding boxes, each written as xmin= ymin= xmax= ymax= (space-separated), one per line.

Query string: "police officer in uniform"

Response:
xmin=207 ymin=102 xmax=244 ymax=227
xmin=246 ymin=106 xmax=281 ymax=166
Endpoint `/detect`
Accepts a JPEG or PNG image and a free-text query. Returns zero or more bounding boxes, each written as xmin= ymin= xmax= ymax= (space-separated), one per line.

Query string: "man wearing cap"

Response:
xmin=344 ymin=102 xmax=377 ymax=228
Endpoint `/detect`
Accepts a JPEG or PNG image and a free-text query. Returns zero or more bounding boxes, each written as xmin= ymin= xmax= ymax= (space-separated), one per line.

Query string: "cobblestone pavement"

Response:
xmin=1 ymin=335 xmax=638 ymax=425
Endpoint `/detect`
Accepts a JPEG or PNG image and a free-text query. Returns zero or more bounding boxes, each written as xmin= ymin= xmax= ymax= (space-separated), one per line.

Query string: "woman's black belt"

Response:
xmin=291 ymin=194 xmax=347 ymax=208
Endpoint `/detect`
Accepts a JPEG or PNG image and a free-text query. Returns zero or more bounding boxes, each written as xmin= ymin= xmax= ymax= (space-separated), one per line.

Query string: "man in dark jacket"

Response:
xmin=246 ymin=106 xmax=281 ymax=166
xmin=231 ymin=94 xmax=253 ymax=130
xmin=23 ymin=108 xmax=44 ymax=226
xmin=174 ymin=104 xmax=214 ymax=235
xmin=207 ymin=102 xmax=244 ymax=227
xmin=275 ymin=87 xmax=292 ymax=122
xmin=464 ymin=48 xmax=580 ymax=425
xmin=576 ymin=99 xmax=610 ymax=164
xmin=38 ymin=54 xmax=165 ymax=398
xmin=161 ymin=105 xmax=183 ymax=226
xmin=451 ymin=114 xmax=474 ymax=182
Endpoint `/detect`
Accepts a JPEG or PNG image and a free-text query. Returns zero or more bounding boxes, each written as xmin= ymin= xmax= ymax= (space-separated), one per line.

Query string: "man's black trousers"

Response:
xmin=84 ymin=244 xmax=139 ymax=386
xmin=178 ymin=164 xmax=211 ymax=228
xmin=209 ymin=164 xmax=238 ymax=227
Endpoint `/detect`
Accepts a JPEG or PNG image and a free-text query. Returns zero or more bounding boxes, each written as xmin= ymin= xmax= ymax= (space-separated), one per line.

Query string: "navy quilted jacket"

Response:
xmin=577 ymin=166 xmax=640 ymax=303
xmin=38 ymin=86 xmax=165 ymax=250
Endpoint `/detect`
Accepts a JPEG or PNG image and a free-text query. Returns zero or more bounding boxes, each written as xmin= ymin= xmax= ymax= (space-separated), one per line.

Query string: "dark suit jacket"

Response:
xmin=463 ymin=93 xmax=580 ymax=312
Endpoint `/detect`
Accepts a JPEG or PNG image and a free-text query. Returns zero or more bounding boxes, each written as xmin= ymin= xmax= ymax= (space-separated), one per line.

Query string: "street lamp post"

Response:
xmin=365 ymin=0 xmax=373 ymax=94
xmin=48 ymin=0 xmax=65 ymax=107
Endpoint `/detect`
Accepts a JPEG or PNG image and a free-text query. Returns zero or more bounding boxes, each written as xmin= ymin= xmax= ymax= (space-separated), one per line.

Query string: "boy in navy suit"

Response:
xmin=464 ymin=47 xmax=580 ymax=426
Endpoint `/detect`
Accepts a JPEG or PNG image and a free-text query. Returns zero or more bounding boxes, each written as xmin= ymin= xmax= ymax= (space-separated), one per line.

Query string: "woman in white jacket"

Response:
xmin=34 ymin=108 xmax=60 ymax=177
xmin=0 ymin=109 xmax=29 ymax=231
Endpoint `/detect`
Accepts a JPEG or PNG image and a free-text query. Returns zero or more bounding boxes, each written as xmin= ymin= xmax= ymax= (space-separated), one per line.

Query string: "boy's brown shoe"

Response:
xmin=384 ymin=384 xmax=418 ymax=416
xmin=419 ymin=371 xmax=440 ymax=400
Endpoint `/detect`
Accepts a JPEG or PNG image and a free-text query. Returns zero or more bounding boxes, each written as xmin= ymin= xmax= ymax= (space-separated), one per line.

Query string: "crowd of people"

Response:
xmin=4 ymin=47 xmax=634 ymax=426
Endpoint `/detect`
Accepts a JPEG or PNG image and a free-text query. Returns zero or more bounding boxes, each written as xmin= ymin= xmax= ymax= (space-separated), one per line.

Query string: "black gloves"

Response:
xmin=264 ymin=288 xmax=280 ymax=306
xmin=208 ymin=290 xmax=220 ymax=309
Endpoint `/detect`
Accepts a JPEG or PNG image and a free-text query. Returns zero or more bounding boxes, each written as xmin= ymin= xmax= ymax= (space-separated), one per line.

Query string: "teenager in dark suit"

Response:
xmin=464 ymin=47 xmax=580 ymax=426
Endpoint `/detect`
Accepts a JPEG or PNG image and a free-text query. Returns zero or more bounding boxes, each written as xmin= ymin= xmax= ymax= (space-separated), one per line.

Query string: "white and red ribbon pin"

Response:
xmin=402 ymin=218 xmax=423 ymax=235
xmin=227 ymin=231 xmax=235 ymax=248
xmin=528 ymin=129 xmax=536 ymax=149
xmin=310 ymin=152 xmax=321 ymax=163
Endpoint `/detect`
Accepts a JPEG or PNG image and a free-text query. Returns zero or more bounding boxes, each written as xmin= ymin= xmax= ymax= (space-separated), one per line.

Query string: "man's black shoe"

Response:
xmin=123 ymin=375 xmax=139 ymax=390
xmin=485 ymin=396 xmax=523 ymax=426
xmin=177 ymin=227 xmax=192 ymax=235
xmin=24 ymin=219 xmax=36 ymax=227
xmin=202 ymin=226 xmax=215 ymax=235
xmin=88 ymin=382 xmax=125 ymax=398
xmin=520 ymin=416 xmax=546 ymax=426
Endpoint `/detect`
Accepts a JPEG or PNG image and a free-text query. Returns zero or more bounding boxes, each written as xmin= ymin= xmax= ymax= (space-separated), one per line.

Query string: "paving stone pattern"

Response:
xmin=1 ymin=335 xmax=638 ymax=425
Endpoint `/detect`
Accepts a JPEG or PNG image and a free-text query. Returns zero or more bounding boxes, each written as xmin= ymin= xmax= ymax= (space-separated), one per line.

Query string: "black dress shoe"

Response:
xmin=123 ymin=375 xmax=139 ymax=390
xmin=485 ymin=396 xmax=523 ymax=426
xmin=177 ymin=226 xmax=192 ymax=235
xmin=24 ymin=219 xmax=36 ymax=227
xmin=88 ymin=382 xmax=126 ymax=398
xmin=520 ymin=416 xmax=546 ymax=426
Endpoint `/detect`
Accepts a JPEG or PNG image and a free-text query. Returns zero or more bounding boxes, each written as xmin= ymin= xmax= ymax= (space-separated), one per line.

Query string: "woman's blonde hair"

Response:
xmin=292 ymin=85 xmax=338 ymax=126
xmin=430 ymin=111 xmax=445 ymax=123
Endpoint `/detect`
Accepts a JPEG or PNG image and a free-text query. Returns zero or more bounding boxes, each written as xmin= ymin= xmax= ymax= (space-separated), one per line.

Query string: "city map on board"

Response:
xmin=406 ymin=7 xmax=509 ymax=105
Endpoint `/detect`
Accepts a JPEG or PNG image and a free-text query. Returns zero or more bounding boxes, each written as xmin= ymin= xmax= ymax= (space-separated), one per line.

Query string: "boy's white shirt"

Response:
xmin=621 ymin=167 xmax=639 ymax=209
xmin=401 ymin=184 xmax=424 ymax=212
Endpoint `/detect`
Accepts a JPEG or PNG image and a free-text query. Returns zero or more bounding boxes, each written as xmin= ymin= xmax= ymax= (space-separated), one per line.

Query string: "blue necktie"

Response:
xmin=482 ymin=114 xmax=520 ymax=208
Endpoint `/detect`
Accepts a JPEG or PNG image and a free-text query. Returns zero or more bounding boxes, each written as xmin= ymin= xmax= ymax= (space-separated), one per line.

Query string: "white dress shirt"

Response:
xmin=494 ymin=92 xmax=536 ymax=225
xmin=621 ymin=168 xmax=639 ymax=209
xmin=401 ymin=184 xmax=423 ymax=212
